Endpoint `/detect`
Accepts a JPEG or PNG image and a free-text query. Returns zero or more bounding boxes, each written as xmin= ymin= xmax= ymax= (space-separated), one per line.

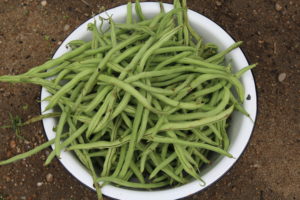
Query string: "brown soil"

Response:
xmin=0 ymin=0 xmax=299 ymax=200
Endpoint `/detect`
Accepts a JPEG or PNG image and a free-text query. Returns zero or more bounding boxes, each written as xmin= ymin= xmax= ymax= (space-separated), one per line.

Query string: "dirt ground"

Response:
xmin=0 ymin=0 xmax=299 ymax=200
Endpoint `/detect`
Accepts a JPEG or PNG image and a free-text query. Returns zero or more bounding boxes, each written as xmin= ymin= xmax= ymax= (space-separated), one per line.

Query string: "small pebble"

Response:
xmin=4 ymin=176 xmax=10 ymax=182
xmin=275 ymin=2 xmax=283 ymax=11
xmin=216 ymin=1 xmax=222 ymax=6
xmin=24 ymin=140 xmax=30 ymax=144
xmin=64 ymin=24 xmax=70 ymax=31
xmin=37 ymin=182 xmax=43 ymax=187
xmin=278 ymin=72 xmax=287 ymax=82
xmin=57 ymin=41 xmax=62 ymax=45
xmin=41 ymin=0 xmax=47 ymax=7
xmin=46 ymin=173 xmax=53 ymax=182
xmin=232 ymin=186 xmax=237 ymax=192
xmin=10 ymin=140 xmax=16 ymax=148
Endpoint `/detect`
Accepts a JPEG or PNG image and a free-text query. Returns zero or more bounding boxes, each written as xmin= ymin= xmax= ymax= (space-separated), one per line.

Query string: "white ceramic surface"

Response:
xmin=41 ymin=2 xmax=257 ymax=200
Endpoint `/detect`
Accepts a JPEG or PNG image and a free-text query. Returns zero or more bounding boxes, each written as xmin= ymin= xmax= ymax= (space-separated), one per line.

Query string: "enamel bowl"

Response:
xmin=41 ymin=2 xmax=257 ymax=200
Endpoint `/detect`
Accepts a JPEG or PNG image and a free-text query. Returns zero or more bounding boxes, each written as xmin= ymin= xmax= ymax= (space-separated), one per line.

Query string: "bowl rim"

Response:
xmin=41 ymin=2 xmax=257 ymax=200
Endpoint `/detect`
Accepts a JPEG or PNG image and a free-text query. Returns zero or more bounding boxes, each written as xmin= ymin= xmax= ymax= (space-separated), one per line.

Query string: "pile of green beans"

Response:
xmin=0 ymin=0 xmax=256 ymax=199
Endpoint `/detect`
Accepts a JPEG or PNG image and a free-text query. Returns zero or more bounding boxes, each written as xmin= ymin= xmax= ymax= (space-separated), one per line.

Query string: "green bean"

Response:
xmin=97 ymin=176 xmax=169 ymax=189
xmin=135 ymin=0 xmax=145 ymax=21
xmin=0 ymin=75 xmax=60 ymax=90
xmin=174 ymin=0 xmax=183 ymax=41
xmin=191 ymin=129 xmax=218 ymax=146
xmin=138 ymin=26 xmax=181 ymax=72
xmin=137 ymin=89 xmax=151 ymax=142
xmin=149 ymin=152 xmax=177 ymax=179
xmin=178 ymin=57 xmax=228 ymax=71
xmin=208 ymin=123 xmax=223 ymax=140
xmin=184 ymin=80 xmax=226 ymax=101
xmin=90 ymin=126 xmax=112 ymax=143
xmin=132 ymin=81 xmax=175 ymax=95
xmin=93 ymin=92 xmax=116 ymax=133
xmin=168 ymin=88 xmax=230 ymax=121
xmin=205 ymin=41 xmax=243 ymax=63
xmin=152 ymin=98 xmax=162 ymax=110
xmin=161 ymin=143 xmax=169 ymax=160
xmin=150 ymin=73 xmax=182 ymax=83
xmin=123 ymin=169 xmax=134 ymax=182
xmin=116 ymin=24 xmax=155 ymax=35
xmin=109 ymin=18 xmax=117 ymax=48
xmin=235 ymin=63 xmax=257 ymax=78
xmin=220 ymin=120 xmax=229 ymax=150
xmin=114 ymin=44 xmax=143 ymax=64
xmin=24 ymin=42 xmax=91 ymax=76
xmin=149 ymin=152 xmax=186 ymax=184
xmin=192 ymin=148 xmax=210 ymax=164
xmin=151 ymin=92 xmax=204 ymax=110
xmin=151 ymin=74 xmax=191 ymax=87
xmin=67 ymin=119 xmax=89 ymax=168
xmin=89 ymin=150 xmax=108 ymax=157
xmin=74 ymin=45 xmax=111 ymax=59
xmin=153 ymin=46 xmax=196 ymax=54
xmin=156 ymin=8 xmax=182 ymax=34
xmin=148 ymin=115 xmax=165 ymax=138
xmin=175 ymin=130 xmax=188 ymax=138
xmin=68 ymin=40 xmax=87 ymax=49
xmin=188 ymin=73 xmax=244 ymax=102
xmin=67 ymin=134 xmax=131 ymax=150
xmin=208 ymin=89 xmax=220 ymax=107
xmin=0 ymin=134 xmax=67 ymax=165
xmin=121 ymin=112 xmax=132 ymax=129
xmin=125 ymin=66 xmax=227 ymax=83
xmin=44 ymin=124 xmax=88 ymax=165
xmin=126 ymin=1 xmax=132 ymax=24
xmin=86 ymin=92 xmax=111 ymax=137
xmin=149 ymin=135 xmax=232 ymax=158
xmin=84 ymin=85 xmax=113 ymax=113
xmin=112 ymin=143 xmax=127 ymax=178
xmin=111 ymin=93 xmax=131 ymax=119
xmin=32 ymin=61 xmax=70 ymax=78
xmin=174 ymin=143 xmax=204 ymax=184
xmin=172 ymin=74 xmax=195 ymax=94
xmin=119 ymin=36 xmax=156 ymax=79
xmin=101 ymin=117 xmax=121 ymax=177
xmin=146 ymin=105 xmax=234 ymax=133
xmin=54 ymin=107 xmax=67 ymax=157
xmin=229 ymin=92 xmax=251 ymax=118
xmin=140 ymin=143 xmax=159 ymax=172
xmin=183 ymin=25 xmax=189 ymax=46
xmin=155 ymin=51 xmax=192 ymax=70
xmin=153 ymin=175 xmax=168 ymax=183
xmin=45 ymin=69 xmax=93 ymax=110
xmin=21 ymin=112 xmax=61 ymax=126
xmin=97 ymin=74 xmax=164 ymax=114
xmin=119 ymin=102 xmax=143 ymax=178
xmin=130 ymin=161 xmax=145 ymax=184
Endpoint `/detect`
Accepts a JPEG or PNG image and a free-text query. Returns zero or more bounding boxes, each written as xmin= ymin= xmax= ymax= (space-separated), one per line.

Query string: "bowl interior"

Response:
xmin=41 ymin=2 xmax=257 ymax=200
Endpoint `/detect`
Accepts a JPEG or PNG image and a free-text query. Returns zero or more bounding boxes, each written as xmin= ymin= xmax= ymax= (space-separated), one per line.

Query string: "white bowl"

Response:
xmin=41 ymin=2 xmax=257 ymax=200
